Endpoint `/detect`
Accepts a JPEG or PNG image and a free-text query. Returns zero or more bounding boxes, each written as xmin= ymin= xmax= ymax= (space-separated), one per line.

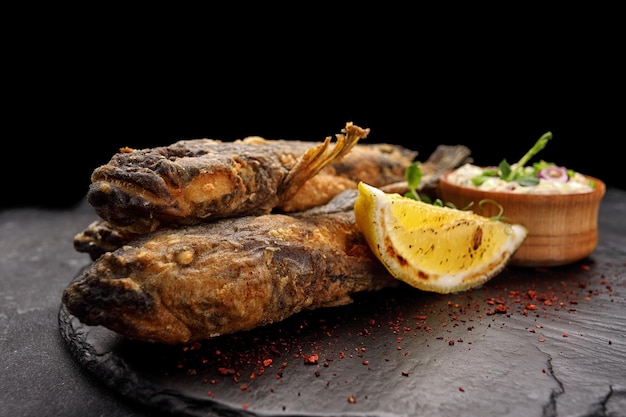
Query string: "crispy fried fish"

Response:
xmin=62 ymin=200 xmax=398 ymax=345
xmin=278 ymin=142 xmax=417 ymax=212
xmin=74 ymin=144 xmax=471 ymax=261
xmin=87 ymin=122 xmax=371 ymax=234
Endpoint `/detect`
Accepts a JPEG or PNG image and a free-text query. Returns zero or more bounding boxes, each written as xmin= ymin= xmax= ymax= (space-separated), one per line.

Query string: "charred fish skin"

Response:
xmin=74 ymin=144 xmax=471 ymax=261
xmin=62 ymin=210 xmax=397 ymax=345
xmin=73 ymin=220 xmax=141 ymax=261
xmin=87 ymin=123 xmax=369 ymax=234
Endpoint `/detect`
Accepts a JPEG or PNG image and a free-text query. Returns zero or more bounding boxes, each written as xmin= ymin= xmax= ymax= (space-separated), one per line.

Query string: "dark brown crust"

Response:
xmin=87 ymin=123 xmax=369 ymax=234
xmin=73 ymin=220 xmax=141 ymax=260
xmin=74 ymin=144 xmax=471 ymax=261
xmin=63 ymin=210 xmax=398 ymax=344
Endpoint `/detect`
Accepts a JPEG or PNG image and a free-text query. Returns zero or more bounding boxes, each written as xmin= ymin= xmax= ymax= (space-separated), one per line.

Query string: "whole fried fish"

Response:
xmin=88 ymin=122 xmax=372 ymax=235
xmin=62 ymin=200 xmax=398 ymax=345
xmin=74 ymin=144 xmax=471 ymax=261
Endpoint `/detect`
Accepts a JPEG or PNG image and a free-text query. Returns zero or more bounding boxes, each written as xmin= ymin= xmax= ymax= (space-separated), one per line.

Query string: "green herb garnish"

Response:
xmin=404 ymin=161 xmax=505 ymax=220
xmin=404 ymin=161 xmax=446 ymax=206
xmin=404 ymin=161 xmax=422 ymax=201
xmin=473 ymin=131 xmax=554 ymax=187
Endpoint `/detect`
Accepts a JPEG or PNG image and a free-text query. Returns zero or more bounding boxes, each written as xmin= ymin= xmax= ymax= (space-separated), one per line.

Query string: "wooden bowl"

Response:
xmin=438 ymin=172 xmax=606 ymax=267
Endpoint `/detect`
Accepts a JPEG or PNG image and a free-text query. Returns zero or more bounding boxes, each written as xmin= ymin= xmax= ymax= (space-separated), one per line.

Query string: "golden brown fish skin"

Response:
xmin=87 ymin=122 xmax=369 ymax=234
xmin=73 ymin=144 xmax=471 ymax=261
xmin=278 ymin=143 xmax=417 ymax=212
xmin=74 ymin=142 xmax=417 ymax=261
xmin=62 ymin=209 xmax=398 ymax=345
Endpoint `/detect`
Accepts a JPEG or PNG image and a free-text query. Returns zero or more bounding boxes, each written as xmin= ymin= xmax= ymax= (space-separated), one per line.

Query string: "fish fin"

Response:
xmin=278 ymin=122 xmax=369 ymax=202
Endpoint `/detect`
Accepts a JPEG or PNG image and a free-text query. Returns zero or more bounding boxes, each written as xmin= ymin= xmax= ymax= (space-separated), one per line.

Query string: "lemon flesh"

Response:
xmin=354 ymin=182 xmax=528 ymax=294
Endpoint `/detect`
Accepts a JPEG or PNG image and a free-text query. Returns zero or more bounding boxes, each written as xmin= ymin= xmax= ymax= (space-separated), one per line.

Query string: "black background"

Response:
xmin=3 ymin=10 xmax=623 ymax=210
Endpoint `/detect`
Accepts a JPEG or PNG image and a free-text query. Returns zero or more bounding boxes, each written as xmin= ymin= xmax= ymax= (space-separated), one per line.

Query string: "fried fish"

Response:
xmin=63 ymin=199 xmax=398 ymax=345
xmin=65 ymin=124 xmax=473 ymax=344
xmin=74 ymin=144 xmax=471 ymax=261
xmin=87 ymin=122 xmax=373 ymax=235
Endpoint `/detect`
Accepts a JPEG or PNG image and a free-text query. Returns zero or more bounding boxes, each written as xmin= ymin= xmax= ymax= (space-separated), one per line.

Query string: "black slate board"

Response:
xmin=59 ymin=254 xmax=626 ymax=417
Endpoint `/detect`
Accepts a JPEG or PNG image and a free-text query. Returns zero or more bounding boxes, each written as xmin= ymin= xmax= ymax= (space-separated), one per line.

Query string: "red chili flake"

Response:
xmin=449 ymin=340 xmax=455 ymax=346
xmin=240 ymin=385 xmax=248 ymax=391
xmin=526 ymin=304 xmax=538 ymax=310
xmin=187 ymin=369 xmax=197 ymax=375
xmin=218 ymin=367 xmax=235 ymax=376
xmin=242 ymin=404 xmax=249 ymax=410
xmin=348 ymin=396 xmax=357 ymax=404
xmin=397 ymin=346 xmax=402 ymax=350
xmin=459 ymin=387 xmax=465 ymax=392
xmin=402 ymin=371 xmax=409 ymax=377
xmin=302 ymin=354 xmax=319 ymax=365
xmin=362 ymin=360 xmax=369 ymax=365
xmin=263 ymin=359 xmax=273 ymax=367
xmin=563 ymin=333 xmax=569 ymax=338
xmin=542 ymin=368 xmax=546 ymax=373
xmin=314 ymin=370 xmax=321 ymax=377
xmin=207 ymin=391 xmax=214 ymax=397
xmin=538 ymin=338 xmax=545 ymax=342
xmin=415 ymin=315 xmax=427 ymax=320
xmin=494 ymin=304 xmax=508 ymax=314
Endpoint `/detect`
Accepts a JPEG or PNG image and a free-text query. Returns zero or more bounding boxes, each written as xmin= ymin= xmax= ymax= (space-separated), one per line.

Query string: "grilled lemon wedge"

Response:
xmin=354 ymin=182 xmax=527 ymax=294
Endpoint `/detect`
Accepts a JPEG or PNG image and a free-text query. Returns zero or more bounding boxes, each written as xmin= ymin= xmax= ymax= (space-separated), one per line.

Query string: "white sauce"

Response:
xmin=446 ymin=163 xmax=595 ymax=194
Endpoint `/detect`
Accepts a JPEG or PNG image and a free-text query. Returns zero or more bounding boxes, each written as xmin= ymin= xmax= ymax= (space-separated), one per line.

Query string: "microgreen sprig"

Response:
xmin=404 ymin=162 xmax=449 ymax=207
xmin=404 ymin=161 xmax=422 ymax=201
xmin=404 ymin=161 xmax=505 ymax=221
xmin=471 ymin=131 xmax=554 ymax=187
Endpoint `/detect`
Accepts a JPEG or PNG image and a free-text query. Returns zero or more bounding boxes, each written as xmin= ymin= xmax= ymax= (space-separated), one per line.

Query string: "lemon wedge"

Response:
xmin=354 ymin=182 xmax=528 ymax=294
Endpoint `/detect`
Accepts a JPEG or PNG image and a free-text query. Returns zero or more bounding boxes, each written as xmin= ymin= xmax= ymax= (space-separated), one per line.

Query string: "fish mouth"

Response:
xmin=62 ymin=258 xmax=191 ymax=344
xmin=62 ymin=266 xmax=156 ymax=335
xmin=88 ymin=163 xmax=185 ymax=231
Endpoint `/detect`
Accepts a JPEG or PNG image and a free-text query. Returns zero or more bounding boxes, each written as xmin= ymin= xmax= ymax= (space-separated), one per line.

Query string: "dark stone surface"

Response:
xmin=1 ymin=189 xmax=625 ymax=417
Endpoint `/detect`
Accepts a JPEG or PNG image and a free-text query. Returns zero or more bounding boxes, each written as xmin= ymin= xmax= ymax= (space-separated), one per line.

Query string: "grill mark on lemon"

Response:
xmin=354 ymin=182 xmax=528 ymax=294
